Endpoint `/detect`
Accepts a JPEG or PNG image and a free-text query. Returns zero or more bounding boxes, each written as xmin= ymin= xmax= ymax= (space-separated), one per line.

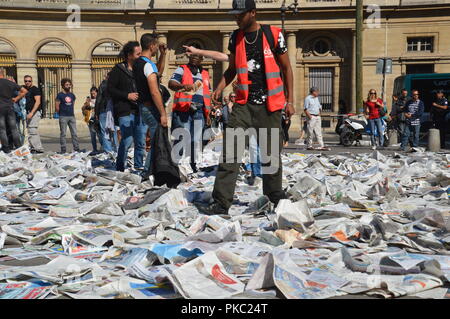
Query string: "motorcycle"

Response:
xmin=338 ymin=114 xmax=389 ymax=147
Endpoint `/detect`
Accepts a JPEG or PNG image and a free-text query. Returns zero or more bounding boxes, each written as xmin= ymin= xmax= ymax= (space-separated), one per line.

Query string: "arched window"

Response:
xmin=91 ymin=41 xmax=122 ymax=87
xmin=0 ymin=40 xmax=17 ymax=81
xmin=37 ymin=41 xmax=73 ymax=118
xmin=313 ymin=38 xmax=331 ymax=56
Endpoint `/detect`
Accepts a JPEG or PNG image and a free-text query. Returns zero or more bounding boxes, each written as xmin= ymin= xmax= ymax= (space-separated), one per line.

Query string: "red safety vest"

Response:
xmin=173 ymin=65 xmax=211 ymax=118
xmin=235 ymin=26 xmax=286 ymax=112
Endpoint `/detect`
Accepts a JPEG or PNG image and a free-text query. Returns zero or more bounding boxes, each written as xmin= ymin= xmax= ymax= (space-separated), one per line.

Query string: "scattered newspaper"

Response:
xmin=168 ymin=251 xmax=245 ymax=299
xmin=0 ymin=145 xmax=448 ymax=299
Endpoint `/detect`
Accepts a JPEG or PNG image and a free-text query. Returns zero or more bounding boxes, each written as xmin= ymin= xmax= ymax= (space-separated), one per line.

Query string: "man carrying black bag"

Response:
xmin=131 ymin=33 xmax=180 ymax=187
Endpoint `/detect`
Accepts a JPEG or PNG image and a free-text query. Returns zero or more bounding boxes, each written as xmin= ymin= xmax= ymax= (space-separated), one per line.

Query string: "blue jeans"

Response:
xmin=244 ymin=133 xmax=262 ymax=177
xmin=98 ymin=112 xmax=118 ymax=153
xmin=368 ymin=118 xmax=384 ymax=146
xmin=116 ymin=112 xmax=147 ymax=172
xmin=88 ymin=122 xmax=99 ymax=152
xmin=401 ymin=124 xmax=420 ymax=149
xmin=59 ymin=116 xmax=79 ymax=152
xmin=171 ymin=108 xmax=205 ymax=168
xmin=135 ymin=106 xmax=149 ymax=169
xmin=140 ymin=104 xmax=161 ymax=174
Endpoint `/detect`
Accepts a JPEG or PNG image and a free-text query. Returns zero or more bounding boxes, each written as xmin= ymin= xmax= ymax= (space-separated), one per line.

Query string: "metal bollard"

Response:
xmin=428 ymin=128 xmax=441 ymax=152
xmin=388 ymin=130 xmax=398 ymax=146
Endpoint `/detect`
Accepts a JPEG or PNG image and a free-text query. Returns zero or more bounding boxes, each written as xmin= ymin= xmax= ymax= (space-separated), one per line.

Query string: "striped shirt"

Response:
xmin=406 ymin=99 xmax=424 ymax=126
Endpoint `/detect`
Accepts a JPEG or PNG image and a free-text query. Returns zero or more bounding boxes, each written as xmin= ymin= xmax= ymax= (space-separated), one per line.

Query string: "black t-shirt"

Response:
xmin=0 ymin=78 xmax=20 ymax=109
xmin=432 ymin=97 xmax=449 ymax=118
xmin=24 ymin=85 xmax=41 ymax=113
xmin=229 ymin=27 xmax=287 ymax=105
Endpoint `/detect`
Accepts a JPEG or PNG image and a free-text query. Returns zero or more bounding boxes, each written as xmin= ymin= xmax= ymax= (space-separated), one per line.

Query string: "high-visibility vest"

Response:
xmin=173 ymin=65 xmax=211 ymax=118
xmin=235 ymin=26 xmax=286 ymax=112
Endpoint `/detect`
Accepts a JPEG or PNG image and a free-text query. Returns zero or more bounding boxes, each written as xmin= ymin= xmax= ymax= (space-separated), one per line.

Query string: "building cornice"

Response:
xmin=2 ymin=2 xmax=450 ymax=15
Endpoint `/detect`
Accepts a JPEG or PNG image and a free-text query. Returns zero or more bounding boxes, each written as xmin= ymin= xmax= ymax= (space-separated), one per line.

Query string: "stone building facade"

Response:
xmin=1 ymin=0 xmax=450 ymax=135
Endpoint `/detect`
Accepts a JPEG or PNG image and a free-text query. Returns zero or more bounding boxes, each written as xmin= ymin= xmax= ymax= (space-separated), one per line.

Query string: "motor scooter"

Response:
xmin=338 ymin=114 xmax=389 ymax=147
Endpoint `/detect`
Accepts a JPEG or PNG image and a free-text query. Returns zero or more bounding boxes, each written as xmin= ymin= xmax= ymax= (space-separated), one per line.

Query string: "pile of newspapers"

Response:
xmin=0 ymin=143 xmax=448 ymax=299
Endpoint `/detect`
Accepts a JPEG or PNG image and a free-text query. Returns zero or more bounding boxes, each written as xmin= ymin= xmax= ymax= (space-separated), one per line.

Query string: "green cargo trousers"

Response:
xmin=212 ymin=102 xmax=285 ymax=209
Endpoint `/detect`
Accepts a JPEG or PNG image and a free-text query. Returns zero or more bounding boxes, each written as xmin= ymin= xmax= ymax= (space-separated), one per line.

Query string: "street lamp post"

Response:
xmin=355 ymin=0 xmax=363 ymax=114
xmin=280 ymin=0 xmax=299 ymax=34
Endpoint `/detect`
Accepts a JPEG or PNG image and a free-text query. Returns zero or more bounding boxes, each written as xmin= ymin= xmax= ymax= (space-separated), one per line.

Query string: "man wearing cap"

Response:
xmin=304 ymin=87 xmax=328 ymax=151
xmin=431 ymin=90 xmax=448 ymax=149
xmin=197 ymin=0 xmax=295 ymax=215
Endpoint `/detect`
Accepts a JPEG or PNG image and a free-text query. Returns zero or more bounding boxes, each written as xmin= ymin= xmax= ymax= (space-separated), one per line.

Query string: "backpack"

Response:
xmin=261 ymin=24 xmax=277 ymax=54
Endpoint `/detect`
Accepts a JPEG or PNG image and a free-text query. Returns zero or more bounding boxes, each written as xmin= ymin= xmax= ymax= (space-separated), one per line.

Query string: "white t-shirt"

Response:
xmin=144 ymin=62 xmax=158 ymax=78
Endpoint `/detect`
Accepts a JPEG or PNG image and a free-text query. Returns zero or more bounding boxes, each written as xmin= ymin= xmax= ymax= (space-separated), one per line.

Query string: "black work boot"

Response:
xmin=196 ymin=201 xmax=229 ymax=216
xmin=270 ymin=191 xmax=288 ymax=209
xmin=245 ymin=172 xmax=256 ymax=186
xmin=141 ymin=170 xmax=152 ymax=182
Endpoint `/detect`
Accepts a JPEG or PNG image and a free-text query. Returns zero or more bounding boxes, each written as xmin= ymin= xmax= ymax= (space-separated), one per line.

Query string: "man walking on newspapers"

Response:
xmin=197 ymin=0 xmax=295 ymax=215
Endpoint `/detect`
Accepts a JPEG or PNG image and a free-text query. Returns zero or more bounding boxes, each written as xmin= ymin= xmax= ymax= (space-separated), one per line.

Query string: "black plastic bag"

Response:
xmin=151 ymin=125 xmax=181 ymax=188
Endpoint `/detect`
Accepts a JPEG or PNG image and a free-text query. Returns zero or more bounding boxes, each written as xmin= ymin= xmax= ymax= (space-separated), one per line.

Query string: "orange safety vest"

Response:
xmin=235 ymin=26 xmax=286 ymax=112
xmin=173 ymin=65 xmax=211 ymax=118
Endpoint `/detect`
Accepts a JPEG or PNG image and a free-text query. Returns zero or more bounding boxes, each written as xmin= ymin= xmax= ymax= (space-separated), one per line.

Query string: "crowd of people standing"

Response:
xmin=0 ymin=0 xmax=295 ymax=218
xmin=390 ymin=88 xmax=448 ymax=151
xmin=0 ymin=0 xmax=447 ymax=212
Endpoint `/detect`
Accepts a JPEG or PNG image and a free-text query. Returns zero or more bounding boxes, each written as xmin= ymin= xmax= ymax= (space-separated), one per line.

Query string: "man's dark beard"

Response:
xmin=243 ymin=18 xmax=255 ymax=32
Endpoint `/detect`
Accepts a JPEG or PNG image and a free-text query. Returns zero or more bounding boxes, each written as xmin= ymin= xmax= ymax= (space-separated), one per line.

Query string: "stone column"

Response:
xmin=16 ymin=59 xmax=38 ymax=85
xmin=157 ymin=32 xmax=170 ymax=86
xmin=286 ymin=31 xmax=297 ymax=107
xmin=333 ymin=66 xmax=340 ymax=113
xmin=71 ymin=60 xmax=92 ymax=138
xmin=286 ymin=31 xmax=300 ymax=137
xmin=221 ymin=31 xmax=230 ymax=73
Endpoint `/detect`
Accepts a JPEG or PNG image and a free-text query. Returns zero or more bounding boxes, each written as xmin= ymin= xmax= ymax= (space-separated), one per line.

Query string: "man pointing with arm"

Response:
xmin=198 ymin=0 xmax=295 ymax=215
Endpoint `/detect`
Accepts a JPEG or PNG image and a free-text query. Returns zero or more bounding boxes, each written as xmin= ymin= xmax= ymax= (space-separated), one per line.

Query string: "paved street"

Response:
xmin=41 ymin=136 xmax=92 ymax=153
xmin=40 ymin=133 xmax=450 ymax=155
